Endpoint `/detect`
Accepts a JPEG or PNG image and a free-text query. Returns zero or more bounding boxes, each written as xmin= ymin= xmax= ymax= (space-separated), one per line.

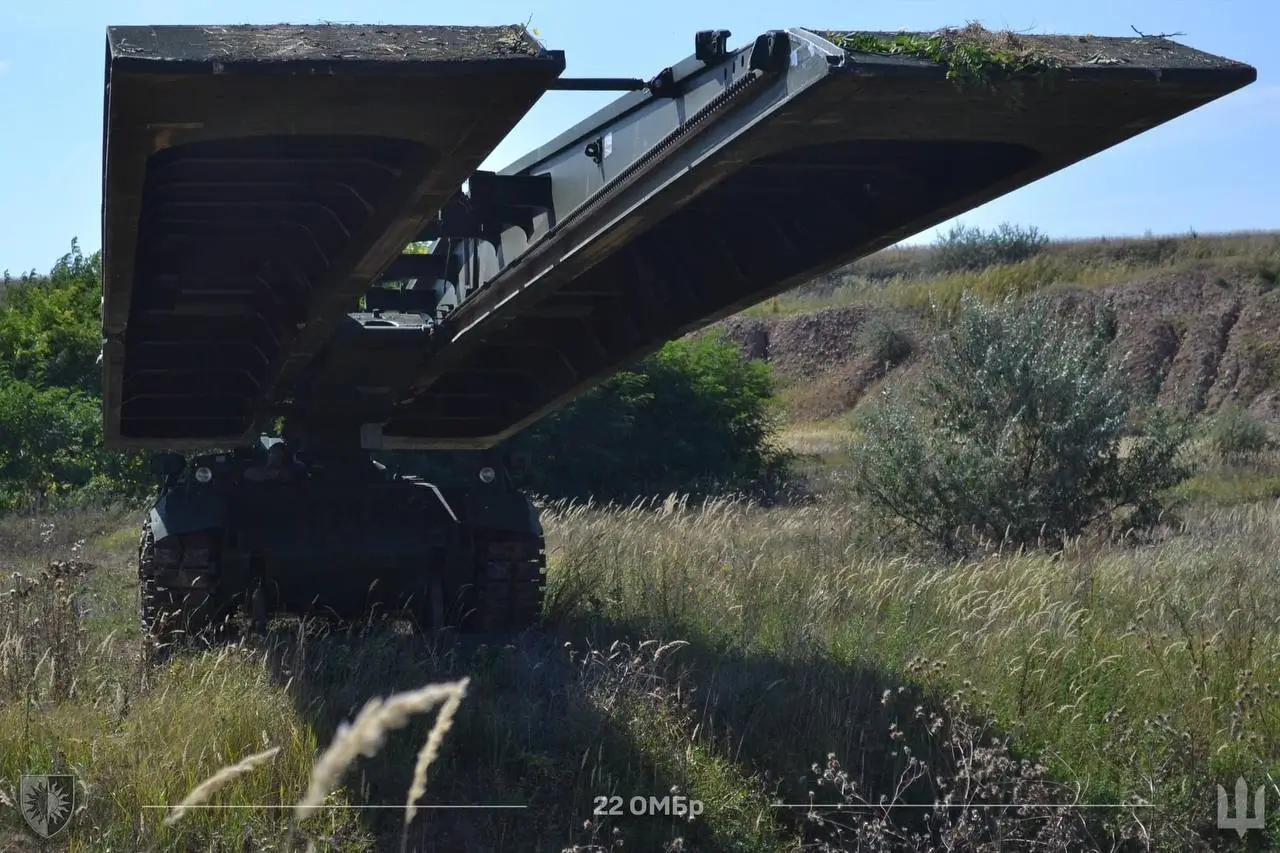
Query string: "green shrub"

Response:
xmin=1209 ymin=405 xmax=1273 ymax=461
xmin=0 ymin=242 xmax=155 ymax=511
xmin=506 ymin=332 xmax=788 ymax=502
xmin=857 ymin=317 xmax=913 ymax=370
xmin=0 ymin=375 xmax=152 ymax=512
xmin=849 ymin=293 xmax=1191 ymax=555
xmin=928 ymin=222 xmax=1049 ymax=274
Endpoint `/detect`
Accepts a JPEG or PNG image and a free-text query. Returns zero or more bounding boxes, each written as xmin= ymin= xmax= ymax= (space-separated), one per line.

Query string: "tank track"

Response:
xmin=138 ymin=519 xmax=545 ymax=643
xmin=137 ymin=517 xmax=223 ymax=656
xmin=472 ymin=534 xmax=547 ymax=633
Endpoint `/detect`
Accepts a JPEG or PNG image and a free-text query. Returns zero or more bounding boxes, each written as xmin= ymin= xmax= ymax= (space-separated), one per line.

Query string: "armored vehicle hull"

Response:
xmin=139 ymin=444 xmax=545 ymax=647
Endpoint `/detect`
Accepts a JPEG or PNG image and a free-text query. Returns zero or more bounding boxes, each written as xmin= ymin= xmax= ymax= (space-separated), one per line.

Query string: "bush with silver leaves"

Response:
xmin=849 ymin=293 xmax=1191 ymax=555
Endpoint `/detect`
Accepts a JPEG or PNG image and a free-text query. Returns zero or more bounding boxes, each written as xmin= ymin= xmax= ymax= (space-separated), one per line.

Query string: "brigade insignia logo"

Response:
xmin=19 ymin=774 xmax=75 ymax=838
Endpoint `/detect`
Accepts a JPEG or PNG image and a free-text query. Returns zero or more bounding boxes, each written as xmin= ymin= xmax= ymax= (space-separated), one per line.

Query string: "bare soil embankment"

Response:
xmin=717 ymin=263 xmax=1280 ymax=423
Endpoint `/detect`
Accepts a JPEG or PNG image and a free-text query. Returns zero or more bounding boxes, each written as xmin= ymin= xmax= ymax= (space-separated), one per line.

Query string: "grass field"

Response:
xmin=742 ymin=229 xmax=1280 ymax=319
xmin=4 ymin=231 xmax=1280 ymax=851
xmin=2 ymin=434 xmax=1278 ymax=852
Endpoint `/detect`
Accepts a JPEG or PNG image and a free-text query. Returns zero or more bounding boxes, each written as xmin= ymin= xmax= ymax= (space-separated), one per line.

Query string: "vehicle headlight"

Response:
xmin=194 ymin=466 xmax=213 ymax=484
xmin=478 ymin=467 xmax=496 ymax=484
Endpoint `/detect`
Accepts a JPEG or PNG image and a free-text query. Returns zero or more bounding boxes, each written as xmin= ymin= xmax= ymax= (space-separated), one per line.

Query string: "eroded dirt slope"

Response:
xmin=717 ymin=265 xmax=1280 ymax=422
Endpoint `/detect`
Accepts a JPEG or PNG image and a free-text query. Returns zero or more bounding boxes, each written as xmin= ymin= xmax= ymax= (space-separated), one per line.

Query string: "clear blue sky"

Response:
xmin=0 ymin=0 xmax=1274 ymax=275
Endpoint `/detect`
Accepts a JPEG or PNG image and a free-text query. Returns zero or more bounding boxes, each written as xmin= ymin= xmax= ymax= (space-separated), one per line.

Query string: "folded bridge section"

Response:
xmin=100 ymin=24 xmax=1256 ymax=449
xmin=100 ymin=24 xmax=566 ymax=447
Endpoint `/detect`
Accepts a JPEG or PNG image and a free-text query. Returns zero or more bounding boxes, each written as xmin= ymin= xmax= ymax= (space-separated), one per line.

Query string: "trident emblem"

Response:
xmin=1217 ymin=776 xmax=1265 ymax=838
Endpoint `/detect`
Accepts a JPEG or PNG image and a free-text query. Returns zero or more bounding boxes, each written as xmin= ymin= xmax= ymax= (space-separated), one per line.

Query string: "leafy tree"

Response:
xmin=850 ymin=293 xmax=1191 ymax=555
xmin=0 ymin=377 xmax=99 ymax=509
xmin=0 ymin=241 xmax=155 ymax=509
xmin=507 ymin=331 xmax=787 ymax=501
xmin=0 ymin=239 xmax=102 ymax=394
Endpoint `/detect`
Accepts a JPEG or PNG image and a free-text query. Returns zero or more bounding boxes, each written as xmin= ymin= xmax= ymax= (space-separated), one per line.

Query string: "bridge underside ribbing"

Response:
xmin=99 ymin=25 xmax=1256 ymax=449
xmin=100 ymin=24 xmax=565 ymax=447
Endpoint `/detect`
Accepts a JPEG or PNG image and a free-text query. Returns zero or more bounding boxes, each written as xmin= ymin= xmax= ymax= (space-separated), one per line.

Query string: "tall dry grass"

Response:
xmin=543 ymin=492 xmax=1280 ymax=849
xmin=744 ymin=229 xmax=1280 ymax=319
xmin=1 ymin=482 xmax=1278 ymax=849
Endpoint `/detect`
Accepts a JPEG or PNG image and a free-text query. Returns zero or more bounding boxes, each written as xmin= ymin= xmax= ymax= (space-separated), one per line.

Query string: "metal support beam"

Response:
xmin=548 ymin=78 xmax=646 ymax=91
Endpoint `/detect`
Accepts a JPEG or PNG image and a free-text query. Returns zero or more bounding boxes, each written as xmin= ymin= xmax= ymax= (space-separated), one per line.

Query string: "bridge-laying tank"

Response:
xmin=100 ymin=22 xmax=1255 ymax=649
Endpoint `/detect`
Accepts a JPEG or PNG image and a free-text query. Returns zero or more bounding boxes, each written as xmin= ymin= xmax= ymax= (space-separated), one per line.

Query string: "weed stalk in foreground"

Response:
xmin=161 ymin=676 xmax=469 ymax=850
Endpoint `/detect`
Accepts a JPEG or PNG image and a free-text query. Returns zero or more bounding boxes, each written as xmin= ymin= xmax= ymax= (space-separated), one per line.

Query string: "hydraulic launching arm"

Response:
xmin=375 ymin=27 xmax=1255 ymax=448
